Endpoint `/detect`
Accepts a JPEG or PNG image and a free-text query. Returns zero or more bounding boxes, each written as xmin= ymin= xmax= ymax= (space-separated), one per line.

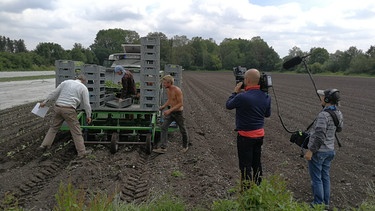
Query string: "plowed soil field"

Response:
xmin=0 ymin=71 xmax=374 ymax=210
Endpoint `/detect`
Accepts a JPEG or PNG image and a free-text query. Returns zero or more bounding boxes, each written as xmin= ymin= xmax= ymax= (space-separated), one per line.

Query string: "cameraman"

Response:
xmin=226 ymin=68 xmax=271 ymax=189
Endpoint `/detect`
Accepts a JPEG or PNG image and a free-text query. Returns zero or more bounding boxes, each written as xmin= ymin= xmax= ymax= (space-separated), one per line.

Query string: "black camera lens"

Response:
xmin=236 ymin=76 xmax=244 ymax=89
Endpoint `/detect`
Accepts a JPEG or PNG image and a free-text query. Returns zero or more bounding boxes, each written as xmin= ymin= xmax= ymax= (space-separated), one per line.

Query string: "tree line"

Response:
xmin=1 ymin=30 xmax=375 ymax=75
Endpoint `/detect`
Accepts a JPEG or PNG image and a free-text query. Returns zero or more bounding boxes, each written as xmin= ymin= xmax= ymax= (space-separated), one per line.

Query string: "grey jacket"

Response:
xmin=308 ymin=108 xmax=343 ymax=153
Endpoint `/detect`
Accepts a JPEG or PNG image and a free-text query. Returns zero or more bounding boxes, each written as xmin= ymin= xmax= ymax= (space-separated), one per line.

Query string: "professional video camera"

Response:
xmin=259 ymin=72 xmax=272 ymax=93
xmin=232 ymin=66 xmax=272 ymax=93
xmin=233 ymin=66 xmax=247 ymax=88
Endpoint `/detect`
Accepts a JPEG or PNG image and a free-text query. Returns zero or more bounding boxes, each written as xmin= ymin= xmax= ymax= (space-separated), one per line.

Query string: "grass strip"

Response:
xmin=0 ymin=75 xmax=55 ymax=82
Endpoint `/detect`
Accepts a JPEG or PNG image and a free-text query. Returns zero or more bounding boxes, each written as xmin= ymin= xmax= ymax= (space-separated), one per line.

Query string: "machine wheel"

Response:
xmin=145 ymin=133 xmax=152 ymax=154
xmin=110 ymin=132 xmax=119 ymax=154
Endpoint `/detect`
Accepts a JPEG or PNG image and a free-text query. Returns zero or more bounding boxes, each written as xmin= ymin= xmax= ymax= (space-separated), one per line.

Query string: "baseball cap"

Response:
xmin=317 ymin=90 xmax=325 ymax=96
xmin=114 ymin=65 xmax=125 ymax=73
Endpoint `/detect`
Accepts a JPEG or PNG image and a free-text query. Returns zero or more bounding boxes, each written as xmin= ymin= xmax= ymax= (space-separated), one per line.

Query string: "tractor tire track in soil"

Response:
xmin=120 ymin=150 xmax=153 ymax=203
xmin=0 ymin=71 xmax=374 ymax=210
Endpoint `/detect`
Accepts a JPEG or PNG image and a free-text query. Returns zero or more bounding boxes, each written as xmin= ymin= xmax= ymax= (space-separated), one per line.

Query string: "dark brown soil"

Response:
xmin=0 ymin=72 xmax=374 ymax=210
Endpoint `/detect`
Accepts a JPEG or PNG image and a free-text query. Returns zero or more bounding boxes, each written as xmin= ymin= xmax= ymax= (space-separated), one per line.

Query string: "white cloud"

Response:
xmin=0 ymin=0 xmax=375 ymax=57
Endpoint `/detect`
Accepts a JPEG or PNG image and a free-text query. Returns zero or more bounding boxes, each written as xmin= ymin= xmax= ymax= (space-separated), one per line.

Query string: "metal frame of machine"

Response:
xmin=57 ymin=36 xmax=182 ymax=154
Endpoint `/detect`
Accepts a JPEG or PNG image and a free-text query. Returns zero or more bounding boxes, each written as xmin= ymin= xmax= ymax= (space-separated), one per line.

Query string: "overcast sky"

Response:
xmin=1 ymin=0 xmax=375 ymax=57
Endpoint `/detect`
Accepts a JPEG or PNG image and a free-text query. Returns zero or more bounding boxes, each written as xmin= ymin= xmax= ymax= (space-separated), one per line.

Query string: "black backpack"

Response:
xmin=289 ymin=110 xmax=342 ymax=149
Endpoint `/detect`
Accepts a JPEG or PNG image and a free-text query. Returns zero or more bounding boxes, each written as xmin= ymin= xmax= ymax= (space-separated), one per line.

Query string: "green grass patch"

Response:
xmin=212 ymin=175 xmax=312 ymax=211
xmin=53 ymin=181 xmax=186 ymax=211
xmin=3 ymin=175 xmax=375 ymax=210
xmin=171 ymin=170 xmax=184 ymax=178
xmin=0 ymin=75 xmax=55 ymax=82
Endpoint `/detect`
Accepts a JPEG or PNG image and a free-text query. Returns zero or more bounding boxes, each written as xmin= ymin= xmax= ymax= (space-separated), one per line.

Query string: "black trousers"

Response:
xmin=160 ymin=111 xmax=189 ymax=148
xmin=237 ymin=134 xmax=264 ymax=186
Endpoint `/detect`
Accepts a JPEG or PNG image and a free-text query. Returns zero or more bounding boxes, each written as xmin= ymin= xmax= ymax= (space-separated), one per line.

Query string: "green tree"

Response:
xmin=0 ymin=52 xmax=15 ymax=70
xmin=17 ymin=52 xmax=33 ymax=69
xmin=190 ymin=37 xmax=206 ymax=68
xmin=173 ymin=45 xmax=194 ymax=69
xmin=0 ymin=52 xmax=35 ymax=70
xmin=0 ymin=36 xmax=27 ymax=53
xmin=3 ymin=29 xmax=375 ymax=75
xmin=14 ymin=39 xmax=27 ymax=53
xmin=309 ymin=62 xmax=324 ymax=73
xmin=309 ymin=47 xmax=329 ymax=65
xmin=202 ymin=38 xmax=220 ymax=70
xmin=0 ymin=36 xmax=6 ymax=52
xmin=282 ymin=46 xmax=309 ymax=72
xmin=323 ymin=51 xmax=342 ymax=73
xmin=347 ymin=54 xmax=374 ymax=74
xmin=346 ymin=46 xmax=363 ymax=58
xmin=336 ymin=47 xmax=362 ymax=72
xmin=245 ymin=36 xmax=279 ymax=71
xmin=205 ymin=53 xmax=222 ymax=70
xmin=6 ymin=37 xmax=14 ymax=53
xmin=171 ymin=35 xmax=190 ymax=47
xmin=365 ymin=46 xmax=375 ymax=74
xmin=84 ymin=48 xmax=97 ymax=64
xmin=305 ymin=47 xmax=330 ymax=73
xmin=219 ymin=37 xmax=279 ymax=71
xmin=90 ymin=28 xmax=140 ymax=65
xmin=29 ymin=52 xmax=47 ymax=67
xmin=70 ymin=43 xmax=86 ymax=62
xmin=169 ymin=35 xmax=192 ymax=68
xmin=366 ymin=45 xmax=375 ymax=58
xmin=287 ymin=46 xmax=304 ymax=57
xmin=219 ymin=38 xmax=242 ymax=69
xmin=34 ymin=42 xmax=67 ymax=65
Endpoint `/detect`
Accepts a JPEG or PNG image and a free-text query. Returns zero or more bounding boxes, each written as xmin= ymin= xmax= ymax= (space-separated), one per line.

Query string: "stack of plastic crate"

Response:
xmin=55 ymin=60 xmax=83 ymax=87
xmin=164 ymin=64 xmax=182 ymax=86
xmin=161 ymin=64 xmax=183 ymax=105
xmin=140 ymin=36 xmax=161 ymax=110
xmin=83 ymin=64 xmax=106 ymax=109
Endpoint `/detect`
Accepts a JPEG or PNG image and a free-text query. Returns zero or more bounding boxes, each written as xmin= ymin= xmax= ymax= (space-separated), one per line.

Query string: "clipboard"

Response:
xmin=31 ymin=103 xmax=49 ymax=118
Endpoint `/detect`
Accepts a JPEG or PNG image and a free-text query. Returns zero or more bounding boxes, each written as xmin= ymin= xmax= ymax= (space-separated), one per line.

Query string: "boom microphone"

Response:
xmin=282 ymin=54 xmax=311 ymax=69
xmin=283 ymin=57 xmax=302 ymax=69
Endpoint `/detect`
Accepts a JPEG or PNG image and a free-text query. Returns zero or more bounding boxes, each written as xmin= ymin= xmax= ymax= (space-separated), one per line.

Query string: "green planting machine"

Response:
xmin=57 ymin=36 xmax=182 ymax=154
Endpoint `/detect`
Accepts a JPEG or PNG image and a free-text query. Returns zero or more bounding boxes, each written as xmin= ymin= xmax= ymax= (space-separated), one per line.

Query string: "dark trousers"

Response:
xmin=237 ymin=135 xmax=264 ymax=186
xmin=159 ymin=111 xmax=189 ymax=148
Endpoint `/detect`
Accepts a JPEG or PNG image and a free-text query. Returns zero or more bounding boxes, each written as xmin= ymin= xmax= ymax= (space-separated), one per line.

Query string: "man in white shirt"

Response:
xmin=39 ymin=74 xmax=92 ymax=158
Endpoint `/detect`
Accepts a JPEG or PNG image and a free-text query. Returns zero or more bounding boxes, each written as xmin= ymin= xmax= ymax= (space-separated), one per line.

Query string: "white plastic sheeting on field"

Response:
xmin=0 ymin=71 xmax=55 ymax=110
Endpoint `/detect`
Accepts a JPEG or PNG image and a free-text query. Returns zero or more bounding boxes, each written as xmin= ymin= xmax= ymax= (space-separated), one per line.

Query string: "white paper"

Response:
xmin=31 ymin=103 xmax=49 ymax=118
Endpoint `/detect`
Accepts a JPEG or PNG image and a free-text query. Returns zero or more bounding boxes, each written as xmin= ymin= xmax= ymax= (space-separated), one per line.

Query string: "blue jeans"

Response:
xmin=308 ymin=150 xmax=335 ymax=206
